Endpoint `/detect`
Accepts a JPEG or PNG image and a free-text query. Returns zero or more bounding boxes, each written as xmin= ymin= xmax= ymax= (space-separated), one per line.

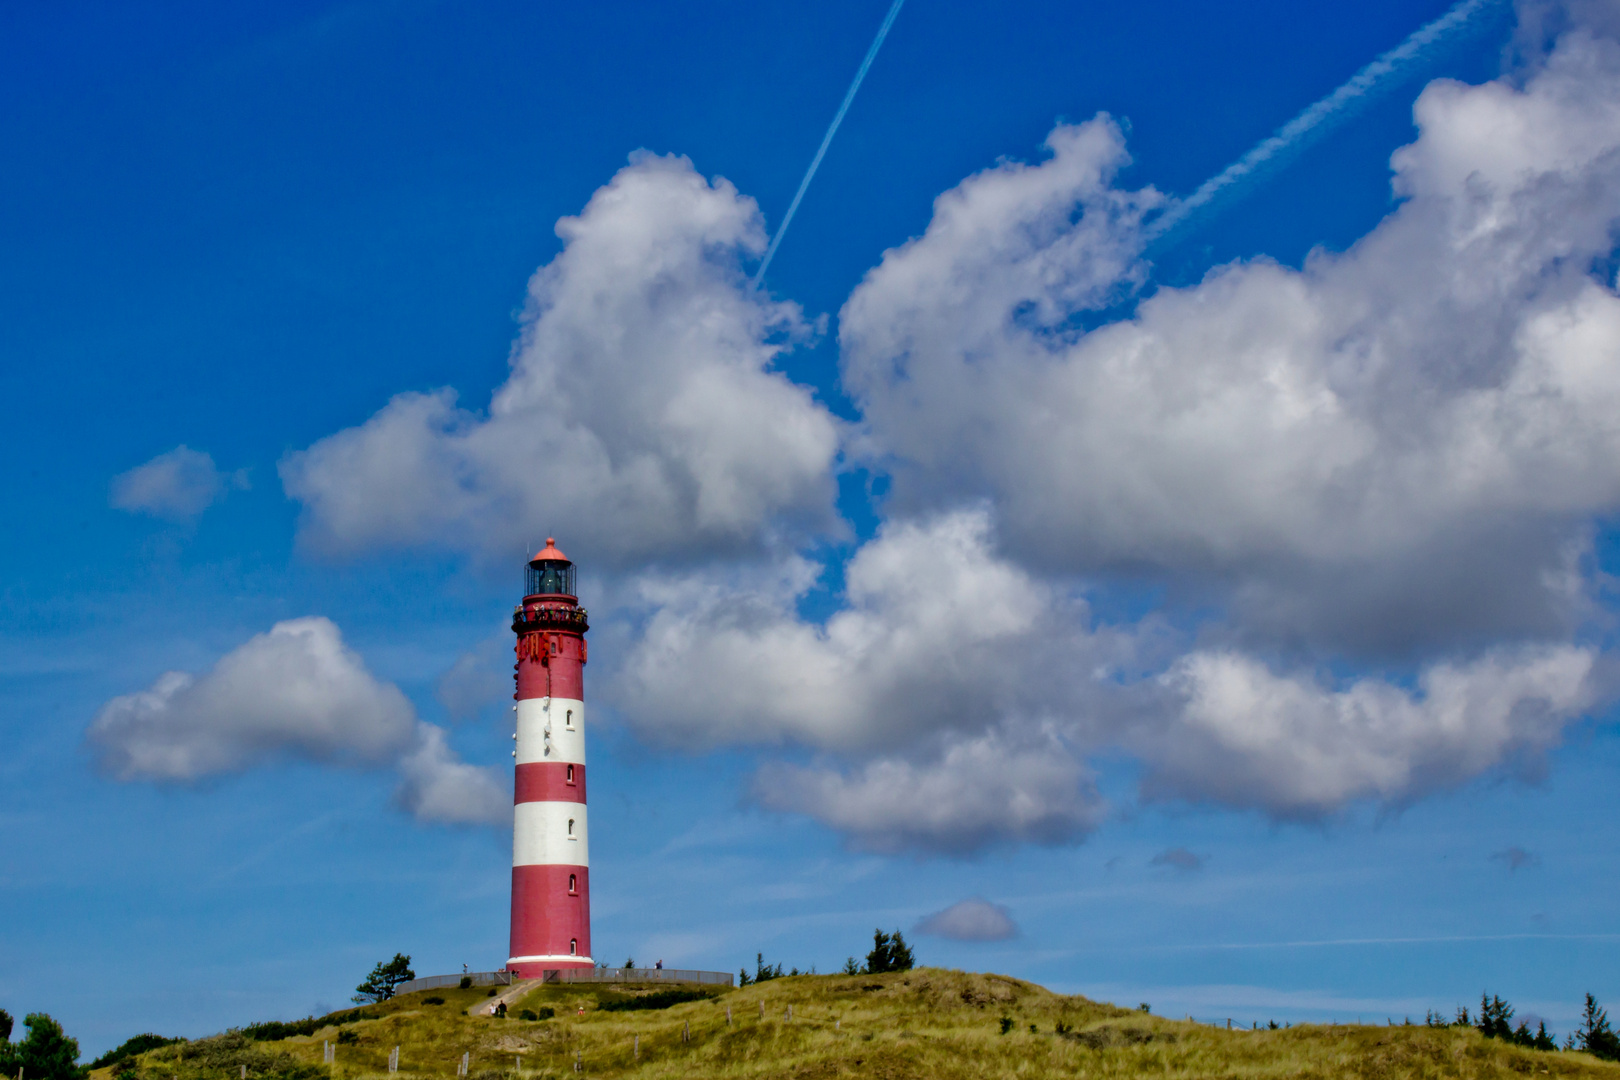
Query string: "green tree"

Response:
xmin=1476 ymin=993 xmax=1515 ymax=1040
xmin=1576 ymin=993 xmax=1620 ymax=1061
xmin=352 ymin=953 xmax=415 ymax=1003
xmin=0 ymin=1013 xmax=87 ymax=1080
xmin=0 ymin=1010 xmax=12 ymax=1043
xmin=753 ymin=952 xmax=784 ymax=983
xmin=864 ymin=929 xmax=915 ymax=974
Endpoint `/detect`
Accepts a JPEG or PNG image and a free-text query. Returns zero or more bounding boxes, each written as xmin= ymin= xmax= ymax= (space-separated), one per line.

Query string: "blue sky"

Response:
xmin=4 ymin=0 xmax=1620 ymax=1056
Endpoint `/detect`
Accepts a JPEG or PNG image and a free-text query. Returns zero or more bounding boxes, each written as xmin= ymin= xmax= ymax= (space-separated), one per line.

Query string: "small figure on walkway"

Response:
xmin=655 ymin=960 xmax=663 ymax=970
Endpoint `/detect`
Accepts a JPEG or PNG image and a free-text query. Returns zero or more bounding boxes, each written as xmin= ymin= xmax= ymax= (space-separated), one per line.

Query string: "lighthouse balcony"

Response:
xmin=512 ymin=605 xmax=590 ymax=633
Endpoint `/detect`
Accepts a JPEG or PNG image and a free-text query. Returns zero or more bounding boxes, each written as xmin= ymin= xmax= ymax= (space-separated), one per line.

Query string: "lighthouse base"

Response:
xmin=507 ymin=956 xmax=596 ymax=977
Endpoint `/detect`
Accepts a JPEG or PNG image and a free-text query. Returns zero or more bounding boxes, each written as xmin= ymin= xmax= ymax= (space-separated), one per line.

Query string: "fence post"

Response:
xmin=682 ymin=1021 xmax=689 ymax=1043
xmin=573 ymin=1049 xmax=581 ymax=1073
xmin=786 ymin=1004 xmax=792 ymax=1021
xmin=241 ymin=1066 xmax=247 ymax=1079
xmin=633 ymin=1035 xmax=638 ymax=1060
xmin=758 ymin=1001 xmax=764 ymax=1019
xmin=726 ymin=1006 xmax=732 ymax=1027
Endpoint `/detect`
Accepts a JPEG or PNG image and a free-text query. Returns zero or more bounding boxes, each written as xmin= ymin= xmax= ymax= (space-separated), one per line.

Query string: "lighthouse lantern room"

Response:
xmin=508 ymin=538 xmax=592 ymax=974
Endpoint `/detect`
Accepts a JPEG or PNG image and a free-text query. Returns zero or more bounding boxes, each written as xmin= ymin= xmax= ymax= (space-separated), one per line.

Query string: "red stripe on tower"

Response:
xmin=507 ymin=538 xmax=592 ymax=975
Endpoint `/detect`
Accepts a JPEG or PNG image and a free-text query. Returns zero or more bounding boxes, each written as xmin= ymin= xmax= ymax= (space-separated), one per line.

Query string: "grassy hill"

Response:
xmin=100 ymin=968 xmax=1620 ymax=1080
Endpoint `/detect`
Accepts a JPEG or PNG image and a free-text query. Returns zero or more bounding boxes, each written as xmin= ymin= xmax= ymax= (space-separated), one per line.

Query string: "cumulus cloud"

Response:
xmin=110 ymin=445 xmax=246 ymax=521
xmin=752 ymin=728 xmax=1105 ymax=855
xmin=394 ymin=723 xmax=509 ymax=826
xmin=261 ymin=14 xmax=1620 ymax=855
xmin=88 ymin=617 xmax=504 ymax=826
xmin=281 ymin=151 xmax=841 ymax=568
xmin=915 ymin=898 xmax=1019 ymax=941
xmin=612 ymin=507 xmax=1601 ymax=846
xmin=841 ymin=34 xmax=1620 ymax=653
xmin=611 ymin=508 xmax=1134 ymax=754
xmin=1146 ymin=645 xmax=1597 ymax=816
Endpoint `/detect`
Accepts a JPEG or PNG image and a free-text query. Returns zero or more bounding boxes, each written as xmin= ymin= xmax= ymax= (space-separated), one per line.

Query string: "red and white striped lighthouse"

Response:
xmin=508 ymin=538 xmax=592 ymax=975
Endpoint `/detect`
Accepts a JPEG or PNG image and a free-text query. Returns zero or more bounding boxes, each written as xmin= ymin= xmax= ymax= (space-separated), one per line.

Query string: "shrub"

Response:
xmin=842 ymin=958 xmax=860 ymax=976
xmin=90 ymin=1034 xmax=183 ymax=1070
xmin=336 ymin=1031 xmax=358 ymax=1046
xmin=242 ymin=1008 xmax=378 ymax=1042
xmin=518 ymin=1010 xmax=537 ymax=1022
xmin=865 ymin=929 xmax=914 ymax=974
xmin=999 ymin=1017 xmax=1013 ymax=1035
xmin=536 ymin=1007 xmax=554 ymax=1020
xmin=597 ymin=990 xmax=710 ymax=1013
xmin=458 ymin=977 xmax=473 ymax=990
xmin=1 ymin=1014 xmax=88 ymax=1080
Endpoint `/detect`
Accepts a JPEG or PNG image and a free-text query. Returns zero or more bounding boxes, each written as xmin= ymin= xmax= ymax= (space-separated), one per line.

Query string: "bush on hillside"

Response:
xmin=865 ymin=929 xmax=914 ymax=974
xmin=0 ymin=1010 xmax=11 ymax=1043
xmin=90 ymin=1034 xmax=184 ymax=1070
xmin=0 ymin=1013 xmax=87 ymax=1080
xmin=458 ymin=977 xmax=472 ymax=990
xmin=160 ymin=1033 xmax=324 ymax=1080
xmin=597 ymin=990 xmax=709 ymax=1013
xmin=241 ymin=1007 xmax=378 ymax=1042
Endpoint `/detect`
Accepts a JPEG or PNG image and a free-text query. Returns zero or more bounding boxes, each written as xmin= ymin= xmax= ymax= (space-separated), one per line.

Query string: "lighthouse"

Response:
xmin=508 ymin=538 xmax=592 ymax=975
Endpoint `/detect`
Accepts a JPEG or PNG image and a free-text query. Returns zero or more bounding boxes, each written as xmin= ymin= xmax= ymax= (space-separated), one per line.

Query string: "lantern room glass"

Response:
xmin=525 ymin=560 xmax=576 ymax=597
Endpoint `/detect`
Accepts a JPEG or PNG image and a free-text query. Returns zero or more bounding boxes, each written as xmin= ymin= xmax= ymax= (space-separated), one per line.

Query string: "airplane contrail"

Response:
xmin=752 ymin=0 xmax=907 ymax=289
xmin=1145 ymin=0 xmax=1511 ymax=247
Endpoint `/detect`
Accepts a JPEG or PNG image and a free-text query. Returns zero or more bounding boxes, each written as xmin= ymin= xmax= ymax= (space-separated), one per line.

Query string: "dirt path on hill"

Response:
xmin=468 ymin=979 xmax=541 ymax=1017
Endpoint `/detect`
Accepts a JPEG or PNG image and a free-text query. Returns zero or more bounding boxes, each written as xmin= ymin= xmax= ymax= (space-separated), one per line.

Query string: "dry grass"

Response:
xmin=105 ymin=968 xmax=1620 ymax=1080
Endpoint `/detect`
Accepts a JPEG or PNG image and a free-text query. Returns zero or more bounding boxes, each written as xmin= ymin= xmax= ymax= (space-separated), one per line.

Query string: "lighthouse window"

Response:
xmin=568 ymin=874 xmax=577 ymax=894
xmin=567 ymin=818 xmax=575 ymax=837
xmin=525 ymin=561 xmax=576 ymax=597
xmin=565 ymin=709 xmax=574 ymax=729
xmin=570 ymin=939 xmax=577 ymax=956
xmin=566 ymin=764 xmax=575 ymax=784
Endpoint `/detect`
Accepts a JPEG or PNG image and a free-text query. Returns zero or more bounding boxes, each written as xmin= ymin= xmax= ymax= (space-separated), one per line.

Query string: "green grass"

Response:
xmin=98 ymin=968 xmax=1620 ymax=1080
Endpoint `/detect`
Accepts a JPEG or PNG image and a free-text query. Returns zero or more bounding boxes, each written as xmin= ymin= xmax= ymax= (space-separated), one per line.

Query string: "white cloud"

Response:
xmin=88 ymin=617 xmax=416 ymax=779
xmin=257 ymin=18 xmax=1620 ymax=854
xmin=841 ymin=34 xmax=1620 ymax=652
xmin=394 ymin=723 xmax=509 ymax=826
xmin=110 ymin=445 xmax=245 ymax=522
xmin=753 ymin=728 xmax=1104 ymax=856
xmin=88 ymin=617 xmax=505 ymax=827
xmin=280 ymin=151 xmax=842 ymax=568
xmin=1145 ymin=645 xmax=1597 ymax=815
xmin=611 ymin=507 xmax=1131 ymax=754
xmin=915 ymin=897 xmax=1019 ymax=941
